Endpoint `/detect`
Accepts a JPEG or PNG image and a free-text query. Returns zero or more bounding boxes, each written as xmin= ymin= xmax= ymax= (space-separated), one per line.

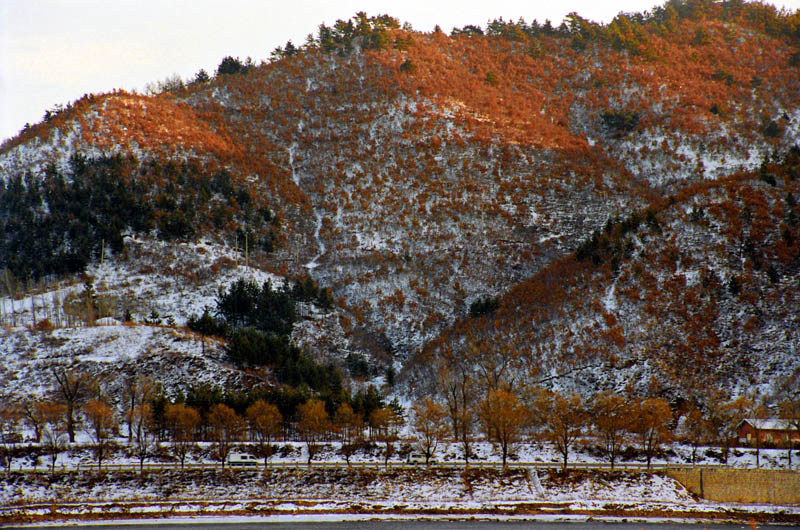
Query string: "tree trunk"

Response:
xmin=755 ymin=433 xmax=761 ymax=468
xmin=66 ymin=405 xmax=76 ymax=443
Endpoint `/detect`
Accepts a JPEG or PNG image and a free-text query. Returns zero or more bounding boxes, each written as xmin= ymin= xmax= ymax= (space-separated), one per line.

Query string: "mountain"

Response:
xmin=1 ymin=1 xmax=799 ymax=411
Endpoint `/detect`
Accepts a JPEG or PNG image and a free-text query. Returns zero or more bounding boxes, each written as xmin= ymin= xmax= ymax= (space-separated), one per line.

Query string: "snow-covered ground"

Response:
xmin=0 ymin=235 xmax=349 ymax=402
xmin=0 ymin=322 xmax=251 ymax=402
xmin=0 ymin=236 xmax=283 ymax=329
xmin=3 ymin=466 xmax=799 ymax=526
xmin=0 ymin=467 xmax=692 ymax=505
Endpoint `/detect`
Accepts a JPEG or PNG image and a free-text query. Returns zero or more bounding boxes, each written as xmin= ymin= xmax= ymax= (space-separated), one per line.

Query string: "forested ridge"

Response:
xmin=0 ymin=154 xmax=278 ymax=280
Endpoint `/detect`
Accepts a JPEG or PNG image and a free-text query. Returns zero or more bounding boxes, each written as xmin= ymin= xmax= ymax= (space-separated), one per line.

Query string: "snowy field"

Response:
xmin=2 ymin=466 xmax=800 ymax=526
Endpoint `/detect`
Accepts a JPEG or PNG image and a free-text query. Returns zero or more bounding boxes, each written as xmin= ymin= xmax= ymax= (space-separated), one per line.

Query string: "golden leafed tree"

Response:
xmin=246 ymin=399 xmax=282 ymax=466
xmin=591 ymin=391 xmax=631 ymax=469
xmin=630 ymin=397 xmax=673 ymax=470
xmin=334 ymin=402 xmax=363 ymax=465
xmin=411 ymin=397 xmax=449 ymax=465
xmin=479 ymin=389 xmax=529 ymax=470
xmin=164 ymin=403 xmax=200 ymax=469
xmin=208 ymin=403 xmax=244 ymax=467
xmin=369 ymin=406 xmax=401 ymax=468
xmin=298 ymin=399 xmax=330 ymax=466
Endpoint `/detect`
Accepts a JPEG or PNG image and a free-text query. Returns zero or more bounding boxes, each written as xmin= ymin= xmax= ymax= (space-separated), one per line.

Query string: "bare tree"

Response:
xmin=51 ymin=367 xmax=90 ymax=442
xmin=0 ymin=403 xmax=21 ymax=444
xmin=438 ymin=356 xmax=477 ymax=467
xmin=747 ymin=403 xmax=769 ymax=469
xmin=144 ymin=73 xmax=186 ymax=95
xmin=543 ymin=392 xmax=586 ymax=472
xmin=469 ymin=343 xmax=521 ymax=393
xmin=39 ymin=401 xmax=68 ymax=476
xmin=83 ymin=399 xmax=116 ymax=469
xmin=122 ymin=373 xmax=157 ymax=441
xmin=779 ymin=399 xmax=800 ymax=468
xmin=0 ymin=402 xmax=21 ymax=471
xmin=707 ymin=395 xmax=753 ymax=464
xmin=2 ymin=269 xmax=17 ymax=327
xmin=20 ymin=399 xmax=44 ymax=442
xmin=683 ymin=405 xmax=711 ymax=465
xmin=131 ymin=403 xmax=155 ymax=474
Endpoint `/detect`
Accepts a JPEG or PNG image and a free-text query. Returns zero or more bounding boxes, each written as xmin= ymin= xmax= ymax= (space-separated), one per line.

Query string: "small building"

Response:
xmin=736 ymin=418 xmax=800 ymax=447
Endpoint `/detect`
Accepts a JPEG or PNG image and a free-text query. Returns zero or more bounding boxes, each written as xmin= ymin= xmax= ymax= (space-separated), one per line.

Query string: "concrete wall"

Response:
xmin=667 ymin=468 xmax=800 ymax=504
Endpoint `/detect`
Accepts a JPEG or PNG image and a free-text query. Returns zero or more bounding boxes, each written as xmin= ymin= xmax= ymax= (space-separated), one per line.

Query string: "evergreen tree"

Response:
xmin=216 ymin=56 xmax=245 ymax=76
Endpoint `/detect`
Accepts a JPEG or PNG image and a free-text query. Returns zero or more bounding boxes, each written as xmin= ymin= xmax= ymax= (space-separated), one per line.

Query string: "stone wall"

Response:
xmin=667 ymin=468 xmax=800 ymax=504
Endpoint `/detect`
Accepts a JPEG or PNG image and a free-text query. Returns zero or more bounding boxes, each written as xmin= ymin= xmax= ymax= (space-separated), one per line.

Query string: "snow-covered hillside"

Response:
xmin=1 ymin=6 xmax=799 ymax=408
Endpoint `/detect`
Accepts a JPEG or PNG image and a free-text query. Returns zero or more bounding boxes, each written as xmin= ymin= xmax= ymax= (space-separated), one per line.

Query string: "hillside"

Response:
xmin=1 ymin=0 xmax=800 ymax=413
xmin=411 ymin=155 xmax=800 ymax=403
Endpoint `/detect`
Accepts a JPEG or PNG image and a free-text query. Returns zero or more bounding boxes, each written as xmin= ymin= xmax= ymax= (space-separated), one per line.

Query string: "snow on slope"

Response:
xmin=1 ymin=236 xmax=282 ymax=329
xmin=2 ymin=15 xmax=800 ymax=406
xmin=0 ymin=236 xmax=290 ymax=403
xmin=1 ymin=467 xmax=696 ymax=507
xmin=0 ymin=323 xmax=248 ymax=403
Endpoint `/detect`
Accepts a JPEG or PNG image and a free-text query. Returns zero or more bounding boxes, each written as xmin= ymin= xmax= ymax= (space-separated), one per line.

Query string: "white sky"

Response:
xmin=2 ymin=0 xmax=799 ymax=143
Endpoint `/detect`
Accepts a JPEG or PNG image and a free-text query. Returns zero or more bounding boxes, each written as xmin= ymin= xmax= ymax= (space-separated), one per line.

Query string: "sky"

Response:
xmin=2 ymin=0 xmax=800 ymax=143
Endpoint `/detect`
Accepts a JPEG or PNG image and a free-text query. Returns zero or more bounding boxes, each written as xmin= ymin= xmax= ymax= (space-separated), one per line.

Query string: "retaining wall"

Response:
xmin=667 ymin=468 xmax=800 ymax=504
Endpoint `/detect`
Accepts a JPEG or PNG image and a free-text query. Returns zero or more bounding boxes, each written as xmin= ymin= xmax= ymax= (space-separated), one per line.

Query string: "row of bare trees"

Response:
xmin=0 ymin=396 xmax=115 ymax=474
